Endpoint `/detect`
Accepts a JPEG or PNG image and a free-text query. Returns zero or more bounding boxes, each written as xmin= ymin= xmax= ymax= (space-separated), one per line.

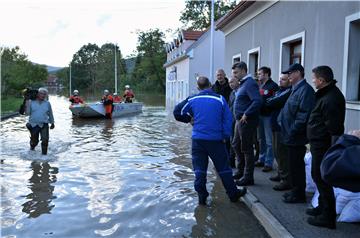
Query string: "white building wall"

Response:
xmin=165 ymin=58 xmax=190 ymax=108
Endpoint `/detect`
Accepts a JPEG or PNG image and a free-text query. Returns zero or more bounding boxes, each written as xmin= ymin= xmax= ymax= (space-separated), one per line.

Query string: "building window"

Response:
xmin=279 ymin=31 xmax=305 ymax=76
xmin=247 ymin=47 xmax=260 ymax=79
xmin=290 ymin=41 xmax=302 ymax=65
xmin=342 ymin=12 xmax=360 ymax=105
xmin=232 ymin=53 xmax=241 ymax=64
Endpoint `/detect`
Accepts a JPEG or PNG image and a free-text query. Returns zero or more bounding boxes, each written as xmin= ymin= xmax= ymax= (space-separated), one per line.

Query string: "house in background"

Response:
xmin=164 ymin=29 xmax=225 ymax=108
xmin=216 ymin=0 xmax=360 ymax=131
xmin=46 ymin=74 xmax=60 ymax=93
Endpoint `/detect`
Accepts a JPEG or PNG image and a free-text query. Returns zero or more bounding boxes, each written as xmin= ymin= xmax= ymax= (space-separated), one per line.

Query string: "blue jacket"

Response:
xmin=173 ymin=89 xmax=233 ymax=141
xmin=278 ymin=79 xmax=315 ymax=145
xmin=321 ymin=134 xmax=360 ymax=192
xmin=234 ymin=75 xmax=262 ymax=120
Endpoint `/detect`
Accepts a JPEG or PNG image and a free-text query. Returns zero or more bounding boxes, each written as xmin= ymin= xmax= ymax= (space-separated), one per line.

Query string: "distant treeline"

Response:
xmin=56 ymin=29 xmax=166 ymax=96
xmin=1 ymin=46 xmax=48 ymax=97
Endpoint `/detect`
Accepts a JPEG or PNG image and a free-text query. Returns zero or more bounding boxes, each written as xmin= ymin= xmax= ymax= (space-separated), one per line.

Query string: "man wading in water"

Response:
xmin=173 ymin=76 xmax=247 ymax=205
xmin=25 ymin=88 xmax=55 ymax=155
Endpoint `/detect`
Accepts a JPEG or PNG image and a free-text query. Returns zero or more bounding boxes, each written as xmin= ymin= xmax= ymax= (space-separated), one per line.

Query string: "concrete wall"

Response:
xmin=223 ymin=1 xmax=360 ymax=131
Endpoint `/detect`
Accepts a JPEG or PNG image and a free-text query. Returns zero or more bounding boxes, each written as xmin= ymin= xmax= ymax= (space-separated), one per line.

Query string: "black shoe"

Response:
xmin=254 ymin=161 xmax=264 ymax=167
xmin=262 ymin=166 xmax=273 ymax=172
xmin=269 ymin=175 xmax=281 ymax=182
xmin=230 ymin=187 xmax=247 ymax=202
xmin=282 ymin=191 xmax=292 ymax=198
xmin=306 ymin=206 xmax=322 ymax=216
xmin=282 ymin=194 xmax=306 ymax=203
xmin=235 ymin=178 xmax=254 ymax=186
xmin=232 ymin=173 xmax=243 ymax=180
xmin=30 ymin=146 xmax=35 ymax=151
xmin=198 ymin=196 xmax=207 ymax=206
xmin=307 ymin=215 xmax=336 ymax=229
xmin=273 ymin=182 xmax=292 ymax=191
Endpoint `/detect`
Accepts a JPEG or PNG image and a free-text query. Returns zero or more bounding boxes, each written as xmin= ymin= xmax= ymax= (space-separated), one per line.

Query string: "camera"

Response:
xmin=23 ymin=87 xmax=38 ymax=100
xmin=19 ymin=87 xmax=39 ymax=115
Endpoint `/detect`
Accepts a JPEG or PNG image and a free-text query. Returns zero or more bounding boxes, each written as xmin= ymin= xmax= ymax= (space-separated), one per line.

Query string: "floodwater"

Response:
xmin=0 ymin=95 xmax=268 ymax=238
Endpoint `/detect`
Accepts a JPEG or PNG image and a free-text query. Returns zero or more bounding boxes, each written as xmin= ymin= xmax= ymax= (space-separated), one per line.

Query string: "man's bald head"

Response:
xmin=197 ymin=76 xmax=211 ymax=90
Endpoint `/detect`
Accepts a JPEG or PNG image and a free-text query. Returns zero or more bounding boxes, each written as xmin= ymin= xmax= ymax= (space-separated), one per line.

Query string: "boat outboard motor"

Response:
xmin=19 ymin=87 xmax=38 ymax=114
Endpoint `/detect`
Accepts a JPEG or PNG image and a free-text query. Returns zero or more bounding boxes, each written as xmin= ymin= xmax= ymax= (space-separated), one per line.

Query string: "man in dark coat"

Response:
xmin=306 ymin=65 xmax=345 ymax=229
xmin=321 ymin=130 xmax=360 ymax=193
xmin=278 ymin=63 xmax=315 ymax=203
xmin=212 ymin=69 xmax=232 ymax=103
xmin=212 ymin=69 xmax=233 ymax=164
xmin=265 ymin=74 xmax=292 ymax=191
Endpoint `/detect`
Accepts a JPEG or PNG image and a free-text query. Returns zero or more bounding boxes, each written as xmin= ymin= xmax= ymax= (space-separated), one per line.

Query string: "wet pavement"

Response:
xmin=0 ymin=95 xmax=268 ymax=238
xmin=250 ymin=167 xmax=360 ymax=238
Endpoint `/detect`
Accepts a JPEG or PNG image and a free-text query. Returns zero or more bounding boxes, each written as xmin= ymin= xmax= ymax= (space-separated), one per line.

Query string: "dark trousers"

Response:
xmin=191 ymin=139 xmax=238 ymax=200
xmin=310 ymin=142 xmax=336 ymax=218
xmin=232 ymin=119 xmax=258 ymax=180
xmin=228 ymin=121 xmax=236 ymax=168
xmin=27 ymin=123 xmax=49 ymax=151
xmin=287 ymin=144 xmax=306 ymax=197
xmin=272 ymin=131 xmax=290 ymax=184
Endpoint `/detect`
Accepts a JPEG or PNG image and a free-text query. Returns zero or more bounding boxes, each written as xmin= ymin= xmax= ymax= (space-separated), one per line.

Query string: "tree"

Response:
xmin=131 ymin=29 xmax=166 ymax=92
xmin=71 ymin=43 xmax=100 ymax=94
xmin=1 ymin=46 xmax=47 ymax=97
xmin=57 ymin=43 xmax=128 ymax=96
xmin=97 ymin=43 xmax=127 ymax=93
xmin=180 ymin=0 xmax=236 ymax=30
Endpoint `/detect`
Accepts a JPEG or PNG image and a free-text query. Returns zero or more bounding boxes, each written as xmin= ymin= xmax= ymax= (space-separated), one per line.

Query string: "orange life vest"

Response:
xmin=69 ymin=95 xmax=84 ymax=104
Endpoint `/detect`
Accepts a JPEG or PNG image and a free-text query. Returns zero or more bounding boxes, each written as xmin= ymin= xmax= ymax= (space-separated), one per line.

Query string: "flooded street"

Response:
xmin=1 ymin=95 xmax=268 ymax=238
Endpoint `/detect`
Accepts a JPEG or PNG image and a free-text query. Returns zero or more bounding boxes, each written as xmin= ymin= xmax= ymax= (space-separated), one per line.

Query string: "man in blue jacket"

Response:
xmin=232 ymin=62 xmax=262 ymax=186
xmin=278 ymin=63 xmax=315 ymax=203
xmin=173 ymin=76 xmax=247 ymax=205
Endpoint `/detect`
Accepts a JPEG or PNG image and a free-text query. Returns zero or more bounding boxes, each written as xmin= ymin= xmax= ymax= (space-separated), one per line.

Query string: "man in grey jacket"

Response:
xmin=26 ymin=88 xmax=55 ymax=155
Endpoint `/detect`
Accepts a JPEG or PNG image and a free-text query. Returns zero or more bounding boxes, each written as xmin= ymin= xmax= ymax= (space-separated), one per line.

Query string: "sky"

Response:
xmin=0 ymin=0 xmax=185 ymax=67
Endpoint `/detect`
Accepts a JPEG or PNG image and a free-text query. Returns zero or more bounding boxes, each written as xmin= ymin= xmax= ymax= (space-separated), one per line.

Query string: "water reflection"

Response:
xmin=22 ymin=162 xmax=58 ymax=218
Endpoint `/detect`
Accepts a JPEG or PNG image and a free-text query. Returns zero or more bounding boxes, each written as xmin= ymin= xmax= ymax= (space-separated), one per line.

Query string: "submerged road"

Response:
xmin=0 ymin=95 xmax=268 ymax=238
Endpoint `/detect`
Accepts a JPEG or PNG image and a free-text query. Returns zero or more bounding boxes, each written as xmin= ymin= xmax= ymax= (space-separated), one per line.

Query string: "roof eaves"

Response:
xmin=163 ymin=54 xmax=189 ymax=68
xmin=216 ymin=1 xmax=255 ymax=30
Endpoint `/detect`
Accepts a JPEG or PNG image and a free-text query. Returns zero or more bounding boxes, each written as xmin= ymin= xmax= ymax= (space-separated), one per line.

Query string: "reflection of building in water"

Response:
xmin=22 ymin=162 xmax=58 ymax=218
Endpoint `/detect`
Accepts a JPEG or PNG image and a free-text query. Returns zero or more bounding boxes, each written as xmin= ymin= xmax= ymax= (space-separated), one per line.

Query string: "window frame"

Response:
xmin=247 ymin=47 xmax=261 ymax=79
xmin=232 ymin=53 xmax=242 ymax=64
xmin=279 ymin=31 xmax=305 ymax=78
xmin=342 ymin=11 xmax=360 ymax=110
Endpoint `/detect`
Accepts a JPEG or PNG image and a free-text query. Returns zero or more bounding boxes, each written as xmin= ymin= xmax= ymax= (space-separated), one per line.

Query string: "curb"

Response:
xmin=1 ymin=112 xmax=19 ymax=121
xmin=241 ymin=189 xmax=294 ymax=238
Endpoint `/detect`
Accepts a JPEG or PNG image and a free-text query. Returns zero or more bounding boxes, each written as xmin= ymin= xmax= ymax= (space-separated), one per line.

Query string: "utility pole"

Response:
xmin=69 ymin=63 xmax=72 ymax=97
xmin=114 ymin=43 xmax=118 ymax=94
xmin=209 ymin=0 xmax=215 ymax=82
xmin=0 ymin=47 xmax=4 ymax=97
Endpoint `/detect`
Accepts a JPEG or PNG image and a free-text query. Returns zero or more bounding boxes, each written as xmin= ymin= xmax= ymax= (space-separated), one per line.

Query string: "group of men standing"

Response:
xmin=174 ymin=61 xmax=346 ymax=229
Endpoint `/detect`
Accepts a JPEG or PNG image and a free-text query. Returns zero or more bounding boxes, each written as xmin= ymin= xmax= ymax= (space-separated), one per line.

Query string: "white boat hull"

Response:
xmin=69 ymin=102 xmax=143 ymax=118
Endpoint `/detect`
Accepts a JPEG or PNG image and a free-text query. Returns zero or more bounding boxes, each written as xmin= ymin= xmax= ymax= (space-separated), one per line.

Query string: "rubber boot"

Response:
xmin=41 ymin=141 xmax=48 ymax=155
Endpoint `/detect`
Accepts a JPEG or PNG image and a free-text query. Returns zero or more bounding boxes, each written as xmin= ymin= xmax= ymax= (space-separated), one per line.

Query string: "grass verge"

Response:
xmin=1 ymin=96 xmax=23 ymax=115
